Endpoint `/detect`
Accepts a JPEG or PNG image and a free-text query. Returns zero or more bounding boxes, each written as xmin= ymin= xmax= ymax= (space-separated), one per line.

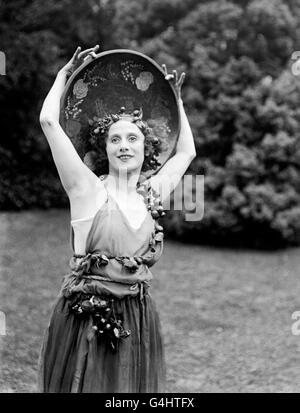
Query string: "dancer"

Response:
xmin=37 ymin=45 xmax=196 ymax=392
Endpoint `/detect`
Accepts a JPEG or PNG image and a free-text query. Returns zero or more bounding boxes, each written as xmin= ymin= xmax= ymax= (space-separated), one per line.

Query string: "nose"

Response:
xmin=119 ymin=137 xmax=130 ymax=152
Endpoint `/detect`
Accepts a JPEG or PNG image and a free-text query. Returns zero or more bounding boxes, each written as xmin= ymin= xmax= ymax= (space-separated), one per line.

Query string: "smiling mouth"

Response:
xmin=118 ymin=155 xmax=133 ymax=160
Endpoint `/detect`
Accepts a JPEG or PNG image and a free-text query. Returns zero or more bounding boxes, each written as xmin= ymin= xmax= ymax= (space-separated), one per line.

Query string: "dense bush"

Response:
xmin=167 ymin=69 xmax=300 ymax=248
xmin=1 ymin=0 xmax=300 ymax=247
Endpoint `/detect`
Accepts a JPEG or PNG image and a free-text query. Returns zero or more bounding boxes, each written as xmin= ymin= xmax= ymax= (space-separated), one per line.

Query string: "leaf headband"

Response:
xmin=88 ymin=107 xmax=150 ymax=136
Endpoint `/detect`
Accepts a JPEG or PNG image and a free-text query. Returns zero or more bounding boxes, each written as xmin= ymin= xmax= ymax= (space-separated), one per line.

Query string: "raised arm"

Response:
xmin=39 ymin=45 xmax=100 ymax=196
xmin=150 ymin=66 xmax=196 ymax=202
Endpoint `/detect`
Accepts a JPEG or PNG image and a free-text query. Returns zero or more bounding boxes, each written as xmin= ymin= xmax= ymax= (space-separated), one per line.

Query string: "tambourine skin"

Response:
xmin=59 ymin=49 xmax=180 ymax=177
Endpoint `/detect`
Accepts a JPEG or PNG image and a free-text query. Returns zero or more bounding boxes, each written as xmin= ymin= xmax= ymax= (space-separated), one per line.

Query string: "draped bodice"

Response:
xmin=60 ymin=179 xmax=164 ymax=299
xmin=82 ymin=189 xmax=155 ymax=257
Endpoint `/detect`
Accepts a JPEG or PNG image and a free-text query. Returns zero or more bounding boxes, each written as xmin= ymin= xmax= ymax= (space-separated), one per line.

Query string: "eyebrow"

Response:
xmin=109 ymin=133 xmax=139 ymax=138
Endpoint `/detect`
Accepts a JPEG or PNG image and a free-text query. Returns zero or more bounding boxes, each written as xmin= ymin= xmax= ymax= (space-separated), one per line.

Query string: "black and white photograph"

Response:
xmin=1 ymin=0 xmax=300 ymax=396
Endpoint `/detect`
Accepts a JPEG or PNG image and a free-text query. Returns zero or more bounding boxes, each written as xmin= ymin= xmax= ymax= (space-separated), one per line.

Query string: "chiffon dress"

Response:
xmin=37 ymin=178 xmax=166 ymax=393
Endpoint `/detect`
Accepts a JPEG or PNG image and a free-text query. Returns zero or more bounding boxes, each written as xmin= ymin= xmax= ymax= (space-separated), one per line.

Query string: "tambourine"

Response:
xmin=59 ymin=49 xmax=180 ymax=177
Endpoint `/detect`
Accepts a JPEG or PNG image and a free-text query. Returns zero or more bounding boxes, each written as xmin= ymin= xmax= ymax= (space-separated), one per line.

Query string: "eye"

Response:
xmin=111 ymin=136 xmax=120 ymax=143
xmin=128 ymin=135 xmax=137 ymax=142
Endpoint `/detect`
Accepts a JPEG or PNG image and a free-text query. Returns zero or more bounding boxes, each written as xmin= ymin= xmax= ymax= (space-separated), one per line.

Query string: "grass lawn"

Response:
xmin=1 ymin=209 xmax=300 ymax=392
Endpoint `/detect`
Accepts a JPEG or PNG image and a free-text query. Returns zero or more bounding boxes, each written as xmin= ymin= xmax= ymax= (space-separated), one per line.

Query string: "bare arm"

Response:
xmin=150 ymin=68 xmax=196 ymax=202
xmin=39 ymin=45 xmax=100 ymax=195
xmin=176 ymin=97 xmax=197 ymax=157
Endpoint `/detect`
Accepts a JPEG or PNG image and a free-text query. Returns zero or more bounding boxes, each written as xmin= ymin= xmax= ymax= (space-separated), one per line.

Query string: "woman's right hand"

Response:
xmin=59 ymin=44 xmax=100 ymax=77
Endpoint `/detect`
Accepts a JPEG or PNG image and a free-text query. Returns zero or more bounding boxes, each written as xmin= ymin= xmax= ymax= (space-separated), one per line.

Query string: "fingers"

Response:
xmin=92 ymin=44 xmax=100 ymax=54
xmin=172 ymin=69 xmax=178 ymax=84
xmin=165 ymin=68 xmax=185 ymax=88
xmin=165 ymin=74 xmax=174 ymax=81
xmin=83 ymin=51 xmax=99 ymax=61
xmin=178 ymin=72 xmax=186 ymax=86
xmin=78 ymin=49 xmax=92 ymax=60
xmin=78 ymin=46 xmax=96 ymax=59
xmin=163 ymin=64 xmax=183 ymax=86
xmin=83 ymin=45 xmax=100 ymax=61
xmin=162 ymin=63 xmax=168 ymax=76
xmin=78 ymin=44 xmax=100 ymax=60
xmin=72 ymin=46 xmax=82 ymax=61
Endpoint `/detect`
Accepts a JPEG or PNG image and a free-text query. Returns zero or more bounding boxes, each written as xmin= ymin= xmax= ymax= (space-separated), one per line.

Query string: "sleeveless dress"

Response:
xmin=37 ymin=178 xmax=167 ymax=393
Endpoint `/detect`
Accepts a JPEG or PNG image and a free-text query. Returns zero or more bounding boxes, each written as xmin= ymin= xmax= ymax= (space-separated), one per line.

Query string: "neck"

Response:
xmin=106 ymin=169 xmax=142 ymax=194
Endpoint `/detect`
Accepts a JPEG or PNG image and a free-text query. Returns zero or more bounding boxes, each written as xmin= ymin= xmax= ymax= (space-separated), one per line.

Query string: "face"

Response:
xmin=106 ymin=120 xmax=145 ymax=175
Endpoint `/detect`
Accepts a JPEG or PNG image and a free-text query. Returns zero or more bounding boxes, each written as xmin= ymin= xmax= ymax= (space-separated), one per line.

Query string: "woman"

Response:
xmin=37 ymin=45 xmax=196 ymax=393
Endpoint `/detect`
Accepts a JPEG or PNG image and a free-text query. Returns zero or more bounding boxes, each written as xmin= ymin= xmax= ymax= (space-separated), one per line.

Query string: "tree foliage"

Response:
xmin=1 ymin=0 xmax=300 ymax=247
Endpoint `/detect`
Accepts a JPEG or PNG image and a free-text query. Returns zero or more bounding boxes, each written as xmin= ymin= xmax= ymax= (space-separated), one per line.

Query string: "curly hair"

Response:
xmin=83 ymin=107 xmax=169 ymax=176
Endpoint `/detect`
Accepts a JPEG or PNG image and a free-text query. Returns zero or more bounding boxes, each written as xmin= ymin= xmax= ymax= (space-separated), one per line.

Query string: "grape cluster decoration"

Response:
xmin=68 ymin=293 xmax=131 ymax=352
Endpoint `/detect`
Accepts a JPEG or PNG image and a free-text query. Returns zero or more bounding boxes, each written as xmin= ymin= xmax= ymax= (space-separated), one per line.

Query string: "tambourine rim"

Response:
xmin=60 ymin=48 xmax=181 ymax=176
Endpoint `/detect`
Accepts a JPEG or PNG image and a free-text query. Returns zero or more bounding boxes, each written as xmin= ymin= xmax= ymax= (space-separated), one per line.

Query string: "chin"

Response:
xmin=118 ymin=164 xmax=142 ymax=174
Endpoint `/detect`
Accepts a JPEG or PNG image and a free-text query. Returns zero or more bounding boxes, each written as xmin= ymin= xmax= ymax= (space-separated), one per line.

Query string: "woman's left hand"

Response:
xmin=162 ymin=64 xmax=186 ymax=101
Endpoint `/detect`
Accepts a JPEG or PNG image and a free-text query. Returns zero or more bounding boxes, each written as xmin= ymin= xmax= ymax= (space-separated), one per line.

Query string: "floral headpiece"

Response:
xmin=88 ymin=107 xmax=149 ymax=137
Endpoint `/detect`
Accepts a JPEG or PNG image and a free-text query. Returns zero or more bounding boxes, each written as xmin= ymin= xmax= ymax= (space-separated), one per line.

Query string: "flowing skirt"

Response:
xmin=37 ymin=291 xmax=166 ymax=393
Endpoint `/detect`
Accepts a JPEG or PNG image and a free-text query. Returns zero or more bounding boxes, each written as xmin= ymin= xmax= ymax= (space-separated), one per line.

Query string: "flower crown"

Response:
xmin=88 ymin=107 xmax=149 ymax=136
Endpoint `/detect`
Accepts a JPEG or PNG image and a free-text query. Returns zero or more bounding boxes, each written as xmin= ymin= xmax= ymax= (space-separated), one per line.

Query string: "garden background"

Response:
xmin=1 ymin=0 xmax=300 ymax=393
